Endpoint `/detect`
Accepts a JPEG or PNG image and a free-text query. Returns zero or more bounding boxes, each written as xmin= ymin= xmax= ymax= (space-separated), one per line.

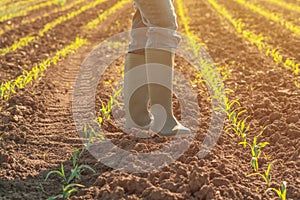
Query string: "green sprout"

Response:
xmin=47 ymin=183 xmax=84 ymax=200
xmin=45 ymin=148 xmax=96 ymax=199
xmin=45 ymin=163 xmax=68 ymax=184
xmin=83 ymin=123 xmax=105 ymax=150
xmin=99 ymin=87 xmax=123 ymax=120
xmin=45 ymin=151 xmax=95 ymax=184
xmin=266 ymin=181 xmax=287 ymax=200
xmin=248 ymin=162 xmax=273 ymax=186
xmin=239 ymin=128 xmax=269 ymax=171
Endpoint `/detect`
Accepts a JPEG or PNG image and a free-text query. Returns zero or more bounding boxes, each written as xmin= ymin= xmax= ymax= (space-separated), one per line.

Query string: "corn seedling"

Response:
xmin=83 ymin=123 xmax=105 ymax=149
xmin=226 ymin=107 xmax=250 ymax=137
xmin=239 ymin=129 xmax=269 ymax=171
xmin=45 ymin=164 xmax=69 ymax=184
xmin=45 ymin=149 xmax=95 ymax=199
xmin=99 ymin=87 xmax=123 ymax=120
xmin=247 ymin=162 xmax=273 ymax=186
xmin=266 ymin=181 xmax=287 ymax=200
xmin=100 ymin=98 xmax=113 ymax=120
xmin=47 ymin=183 xmax=84 ymax=200
xmin=69 ymin=149 xmax=96 ymax=182
xmin=208 ymin=0 xmax=300 ymax=76
xmin=68 ymin=162 xmax=95 ymax=184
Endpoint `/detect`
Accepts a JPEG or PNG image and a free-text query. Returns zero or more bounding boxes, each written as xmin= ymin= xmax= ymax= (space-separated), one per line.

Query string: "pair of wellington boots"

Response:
xmin=124 ymin=48 xmax=191 ymax=137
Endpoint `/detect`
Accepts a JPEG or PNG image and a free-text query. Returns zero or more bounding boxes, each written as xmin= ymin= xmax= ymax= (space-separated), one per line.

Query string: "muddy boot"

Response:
xmin=124 ymin=52 xmax=153 ymax=132
xmin=146 ymin=48 xmax=191 ymax=137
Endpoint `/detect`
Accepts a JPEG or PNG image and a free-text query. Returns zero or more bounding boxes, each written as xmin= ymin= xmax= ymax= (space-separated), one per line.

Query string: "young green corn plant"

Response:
xmin=83 ymin=123 xmax=105 ymax=150
xmin=99 ymin=87 xmax=123 ymax=120
xmin=100 ymin=98 xmax=113 ymax=120
xmin=68 ymin=149 xmax=96 ymax=183
xmin=223 ymin=99 xmax=251 ymax=138
xmin=45 ymin=163 xmax=68 ymax=184
xmin=266 ymin=181 xmax=287 ymax=200
xmin=47 ymin=183 xmax=84 ymax=200
xmin=228 ymin=110 xmax=250 ymax=137
xmin=247 ymin=162 xmax=273 ymax=186
xmin=45 ymin=151 xmax=95 ymax=184
xmin=239 ymin=128 xmax=269 ymax=172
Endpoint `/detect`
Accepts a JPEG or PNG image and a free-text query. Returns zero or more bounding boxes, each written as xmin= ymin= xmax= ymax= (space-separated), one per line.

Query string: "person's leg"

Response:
xmin=146 ymin=48 xmax=190 ymax=136
xmin=134 ymin=0 xmax=190 ymax=136
xmin=128 ymin=8 xmax=147 ymax=54
xmin=133 ymin=0 xmax=181 ymax=50
xmin=124 ymin=8 xmax=151 ymax=130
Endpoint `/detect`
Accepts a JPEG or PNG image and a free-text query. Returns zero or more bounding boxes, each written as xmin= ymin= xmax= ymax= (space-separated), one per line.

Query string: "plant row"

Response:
xmin=0 ymin=0 xmax=56 ymax=23
xmin=0 ymin=0 xmax=109 ymax=56
xmin=0 ymin=0 xmax=45 ymax=18
xmin=234 ymin=0 xmax=300 ymax=36
xmin=178 ymin=0 xmax=287 ymax=199
xmin=206 ymin=0 xmax=299 ymax=85
xmin=0 ymin=0 xmax=86 ymax=37
xmin=0 ymin=37 xmax=87 ymax=100
xmin=0 ymin=0 xmax=130 ymax=101
xmin=265 ymin=0 xmax=300 ymax=13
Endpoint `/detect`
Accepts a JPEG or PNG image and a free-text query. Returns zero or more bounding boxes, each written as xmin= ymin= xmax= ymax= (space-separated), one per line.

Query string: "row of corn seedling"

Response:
xmin=44 ymin=137 xmax=96 ymax=199
xmin=0 ymin=0 xmax=110 ymax=56
xmin=265 ymin=0 xmax=300 ymax=13
xmin=0 ymin=0 xmax=56 ymax=23
xmin=44 ymin=122 xmax=106 ymax=199
xmin=234 ymin=0 xmax=300 ymax=36
xmin=0 ymin=0 xmax=86 ymax=37
xmin=84 ymin=0 xmax=130 ymax=31
xmin=206 ymin=0 xmax=288 ymax=198
xmin=178 ymin=0 xmax=287 ymax=199
xmin=43 ymin=3 xmax=132 ymax=197
xmin=44 ymin=120 xmax=110 ymax=199
xmin=206 ymin=0 xmax=299 ymax=87
xmin=0 ymin=0 xmax=130 ymax=101
xmin=0 ymin=37 xmax=87 ymax=100
xmin=0 ymin=0 xmax=45 ymax=18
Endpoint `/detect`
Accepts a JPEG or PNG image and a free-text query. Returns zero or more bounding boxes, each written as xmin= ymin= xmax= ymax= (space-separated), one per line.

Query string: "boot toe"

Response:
xmin=157 ymin=124 xmax=191 ymax=137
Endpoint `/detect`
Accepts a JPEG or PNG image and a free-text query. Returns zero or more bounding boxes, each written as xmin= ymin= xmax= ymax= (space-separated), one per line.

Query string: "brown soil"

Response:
xmin=0 ymin=0 xmax=118 ymax=83
xmin=255 ymin=0 xmax=300 ymax=26
xmin=219 ymin=0 xmax=300 ymax=68
xmin=0 ymin=0 xmax=299 ymax=200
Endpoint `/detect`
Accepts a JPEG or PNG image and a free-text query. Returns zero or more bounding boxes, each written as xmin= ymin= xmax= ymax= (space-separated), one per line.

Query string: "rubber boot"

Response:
xmin=146 ymin=48 xmax=191 ymax=136
xmin=124 ymin=52 xmax=152 ymax=132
